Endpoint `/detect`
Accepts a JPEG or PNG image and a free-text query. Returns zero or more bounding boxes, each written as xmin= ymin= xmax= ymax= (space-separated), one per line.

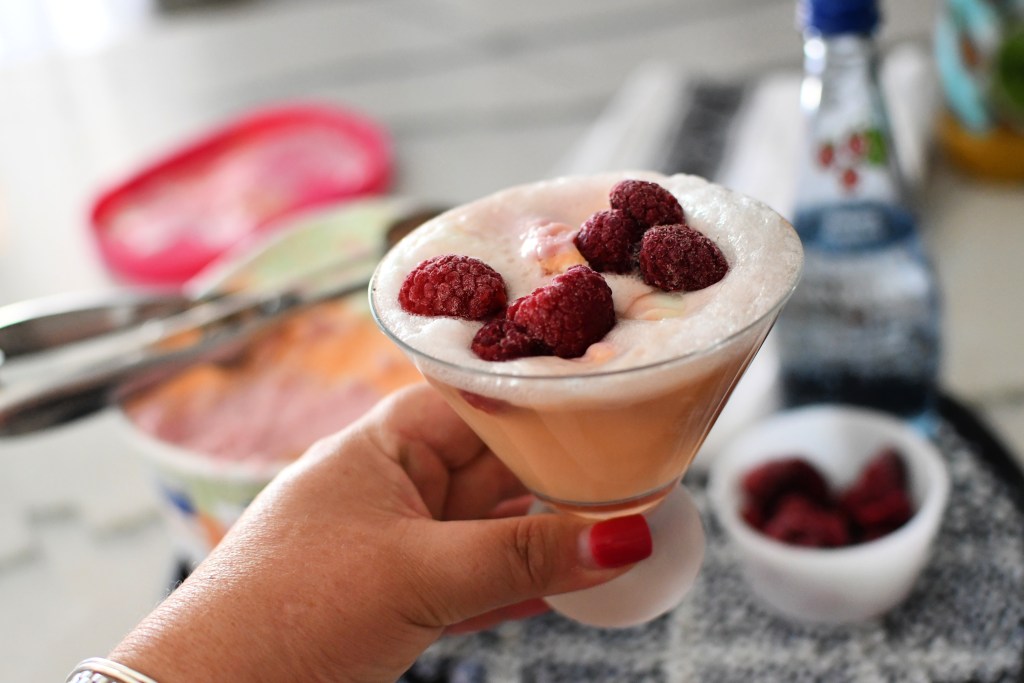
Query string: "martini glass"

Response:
xmin=369 ymin=268 xmax=798 ymax=627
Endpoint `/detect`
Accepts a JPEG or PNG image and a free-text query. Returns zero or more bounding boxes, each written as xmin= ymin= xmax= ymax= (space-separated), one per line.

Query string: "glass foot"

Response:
xmin=537 ymin=485 xmax=705 ymax=628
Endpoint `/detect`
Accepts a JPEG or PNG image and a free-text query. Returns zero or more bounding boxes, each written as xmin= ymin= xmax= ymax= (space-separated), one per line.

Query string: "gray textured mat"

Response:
xmin=406 ymin=404 xmax=1024 ymax=683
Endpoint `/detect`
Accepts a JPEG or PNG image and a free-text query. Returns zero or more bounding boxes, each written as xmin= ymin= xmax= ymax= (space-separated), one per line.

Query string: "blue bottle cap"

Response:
xmin=798 ymin=0 xmax=881 ymax=35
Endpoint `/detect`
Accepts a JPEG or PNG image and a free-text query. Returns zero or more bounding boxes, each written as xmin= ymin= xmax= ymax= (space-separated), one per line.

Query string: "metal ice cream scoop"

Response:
xmin=0 ymin=198 xmax=442 ymax=436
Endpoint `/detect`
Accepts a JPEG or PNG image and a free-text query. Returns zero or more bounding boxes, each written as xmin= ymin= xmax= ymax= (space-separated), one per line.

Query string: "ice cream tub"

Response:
xmin=117 ymin=410 xmax=288 ymax=566
xmin=111 ymin=199 xmax=432 ymax=565
xmin=118 ymin=294 xmax=422 ymax=566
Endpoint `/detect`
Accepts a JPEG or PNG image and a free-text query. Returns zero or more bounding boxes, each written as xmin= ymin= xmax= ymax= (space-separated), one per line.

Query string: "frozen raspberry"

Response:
xmin=840 ymin=447 xmax=907 ymax=510
xmin=399 ymin=255 xmax=507 ymax=320
xmin=470 ymin=317 xmax=548 ymax=362
xmin=507 ymin=265 xmax=615 ymax=359
xmin=638 ymin=224 xmax=729 ymax=292
xmin=762 ymin=494 xmax=851 ymax=548
xmin=849 ymin=488 xmax=913 ymax=541
xmin=609 ymin=179 xmax=685 ymax=230
xmin=840 ymin=447 xmax=914 ymax=542
xmin=741 ymin=457 xmax=831 ymax=519
xmin=574 ymin=209 xmax=641 ymax=273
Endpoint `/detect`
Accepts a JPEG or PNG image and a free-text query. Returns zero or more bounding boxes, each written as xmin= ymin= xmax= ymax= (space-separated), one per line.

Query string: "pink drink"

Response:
xmin=429 ymin=343 xmax=759 ymax=516
xmin=371 ymin=172 xmax=802 ymax=517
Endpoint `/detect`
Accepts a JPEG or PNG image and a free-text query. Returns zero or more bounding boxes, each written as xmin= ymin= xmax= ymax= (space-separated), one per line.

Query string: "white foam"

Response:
xmin=371 ymin=172 xmax=802 ymax=404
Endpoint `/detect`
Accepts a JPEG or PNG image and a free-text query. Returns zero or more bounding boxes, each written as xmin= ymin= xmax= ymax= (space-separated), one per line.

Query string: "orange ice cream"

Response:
xmin=124 ymin=298 xmax=422 ymax=462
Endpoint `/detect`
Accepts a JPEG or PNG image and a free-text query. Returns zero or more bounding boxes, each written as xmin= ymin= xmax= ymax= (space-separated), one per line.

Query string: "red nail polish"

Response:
xmin=588 ymin=514 xmax=653 ymax=568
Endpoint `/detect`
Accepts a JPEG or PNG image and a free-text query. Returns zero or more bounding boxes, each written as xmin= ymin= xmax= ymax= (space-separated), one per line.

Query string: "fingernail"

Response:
xmin=586 ymin=514 xmax=653 ymax=569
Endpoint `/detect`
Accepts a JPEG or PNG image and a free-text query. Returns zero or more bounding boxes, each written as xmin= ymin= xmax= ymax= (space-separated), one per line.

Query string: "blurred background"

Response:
xmin=1 ymin=0 xmax=1023 ymax=680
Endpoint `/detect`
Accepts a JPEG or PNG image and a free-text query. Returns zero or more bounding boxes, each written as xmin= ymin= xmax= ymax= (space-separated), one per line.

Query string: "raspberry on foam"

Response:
xmin=638 ymin=224 xmax=729 ymax=292
xmin=609 ymin=179 xmax=686 ymax=230
xmin=573 ymin=209 xmax=640 ymax=274
xmin=572 ymin=179 xmax=728 ymax=295
xmin=507 ymin=265 xmax=616 ymax=359
xmin=399 ymin=254 xmax=507 ymax=320
xmin=470 ymin=317 xmax=549 ymax=362
xmin=397 ymin=179 xmax=728 ymax=364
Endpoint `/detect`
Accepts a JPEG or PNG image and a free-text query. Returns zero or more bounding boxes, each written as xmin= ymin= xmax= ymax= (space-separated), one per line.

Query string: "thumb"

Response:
xmin=413 ymin=512 xmax=652 ymax=627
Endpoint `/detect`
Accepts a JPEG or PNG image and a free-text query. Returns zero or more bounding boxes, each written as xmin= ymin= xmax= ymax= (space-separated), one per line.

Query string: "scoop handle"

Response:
xmin=0 ymin=290 xmax=192 ymax=362
xmin=0 ymin=292 xmax=296 ymax=437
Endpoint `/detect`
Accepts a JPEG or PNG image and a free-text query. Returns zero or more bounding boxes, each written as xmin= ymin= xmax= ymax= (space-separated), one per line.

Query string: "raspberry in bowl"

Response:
xmin=708 ymin=405 xmax=950 ymax=623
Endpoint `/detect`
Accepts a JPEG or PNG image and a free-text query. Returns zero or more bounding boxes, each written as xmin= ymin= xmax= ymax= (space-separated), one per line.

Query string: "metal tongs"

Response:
xmin=0 ymin=202 xmax=440 ymax=437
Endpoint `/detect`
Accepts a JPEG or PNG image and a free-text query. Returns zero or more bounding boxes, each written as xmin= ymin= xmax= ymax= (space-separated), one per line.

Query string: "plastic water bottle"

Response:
xmin=775 ymin=0 xmax=942 ymax=429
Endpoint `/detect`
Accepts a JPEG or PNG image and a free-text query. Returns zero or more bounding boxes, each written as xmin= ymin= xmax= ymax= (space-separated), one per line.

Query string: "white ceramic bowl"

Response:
xmin=708 ymin=405 xmax=949 ymax=623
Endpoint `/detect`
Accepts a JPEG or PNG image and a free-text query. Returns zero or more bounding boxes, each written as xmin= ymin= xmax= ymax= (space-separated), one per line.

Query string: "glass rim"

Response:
xmin=368 ymin=263 xmax=801 ymax=383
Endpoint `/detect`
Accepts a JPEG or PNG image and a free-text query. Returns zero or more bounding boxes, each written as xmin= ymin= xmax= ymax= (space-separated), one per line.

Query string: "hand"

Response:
xmin=109 ymin=383 xmax=652 ymax=682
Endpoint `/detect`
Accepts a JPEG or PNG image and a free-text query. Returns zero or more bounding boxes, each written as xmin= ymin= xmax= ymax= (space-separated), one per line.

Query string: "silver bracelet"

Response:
xmin=66 ymin=657 xmax=160 ymax=683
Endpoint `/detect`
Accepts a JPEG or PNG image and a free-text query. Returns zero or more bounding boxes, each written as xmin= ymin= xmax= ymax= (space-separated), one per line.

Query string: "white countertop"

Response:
xmin=1 ymin=1 xmax=1021 ymax=680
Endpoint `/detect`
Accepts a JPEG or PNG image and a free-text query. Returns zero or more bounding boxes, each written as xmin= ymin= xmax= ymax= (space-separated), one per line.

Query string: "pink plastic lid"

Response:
xmin=90 ymin=104 xmax=393 ymax=287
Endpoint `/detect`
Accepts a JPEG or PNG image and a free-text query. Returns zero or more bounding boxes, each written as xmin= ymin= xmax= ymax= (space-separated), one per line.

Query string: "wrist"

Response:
xmin=67 ymin=657 xmax=159 ymax=683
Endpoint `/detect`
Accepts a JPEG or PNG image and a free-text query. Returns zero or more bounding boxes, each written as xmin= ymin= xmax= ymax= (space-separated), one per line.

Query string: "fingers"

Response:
xmin=362 ymin=383 xmax=532 ymax=521
xmin=369 ymin=383 xmax=486 ymax=470
xmin=408 ymin=513 xmax=652 ymax=628
xmin=442 ymin=453 xmax=528 ymax=520
xmin=488 ymin=494 xmax=535 ymax=519
xmin=445 ymin=599 xmax=549 ymax=635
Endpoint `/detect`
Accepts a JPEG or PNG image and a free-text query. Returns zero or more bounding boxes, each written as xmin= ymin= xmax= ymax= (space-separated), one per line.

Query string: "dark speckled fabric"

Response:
xmin=404 ymin=420 xmax=1024 ymax=683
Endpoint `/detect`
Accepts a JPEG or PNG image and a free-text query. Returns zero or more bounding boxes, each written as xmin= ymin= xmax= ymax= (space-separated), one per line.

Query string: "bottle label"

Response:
xmin=796 ymin=43 xmax=903 ymax=207
xmin=811 ymin=126 xmax=888 ymax=195
xmin=794 ymin=202 xmax=916 ymax=251
xmin=798 ymin=95 xmax=901 ymax=204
